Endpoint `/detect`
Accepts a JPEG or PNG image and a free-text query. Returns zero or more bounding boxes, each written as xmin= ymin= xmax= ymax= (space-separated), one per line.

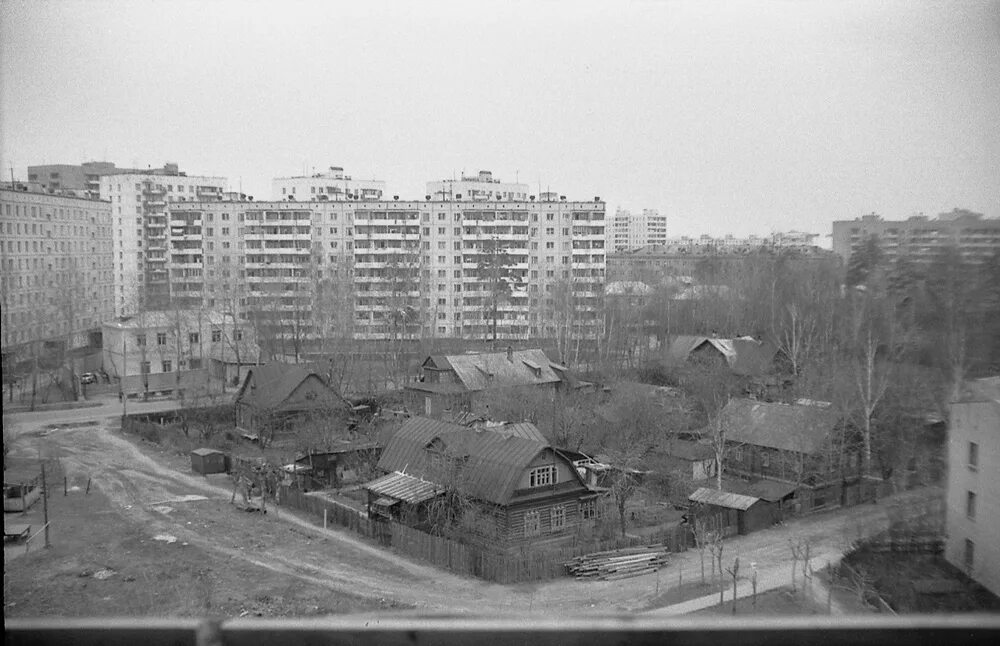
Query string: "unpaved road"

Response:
xmin=5 ymin=404 xmax=934 ymax=615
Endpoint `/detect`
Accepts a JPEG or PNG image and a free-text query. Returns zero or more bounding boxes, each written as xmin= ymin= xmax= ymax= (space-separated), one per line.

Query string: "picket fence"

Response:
xmin=275 ymin=484 xmax=691 ymax=584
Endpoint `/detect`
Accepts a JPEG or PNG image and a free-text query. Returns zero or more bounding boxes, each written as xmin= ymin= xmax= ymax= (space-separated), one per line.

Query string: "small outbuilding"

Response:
xmin=688 ymin=486 xmax=780 ymax=537
xmin=191 ymin=448 xmax=228 ymax=475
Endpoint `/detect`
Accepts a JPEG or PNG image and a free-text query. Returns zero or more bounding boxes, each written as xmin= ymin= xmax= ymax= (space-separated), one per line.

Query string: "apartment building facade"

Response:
xmin=426 ymin=170 xmax=529 ymax=202
xmin=27 ymin=161 xmax=122 ymax=198
xmin=163 ymin=194 xmax=605 ymax=345
xmin=272 ymin=166 xmax=384 ymax=202
xmin=945 ymin=377 xmax=1000 ymax=596
xmin=0 ymin=187 xmax=114 ymax=360
xmin=100 ymin=164 xmax=227 ymax=316
xmin=831 ymin=209 xmax=1000 ymax=264
xmin=611 ymin=208 xmax=667 ymax=251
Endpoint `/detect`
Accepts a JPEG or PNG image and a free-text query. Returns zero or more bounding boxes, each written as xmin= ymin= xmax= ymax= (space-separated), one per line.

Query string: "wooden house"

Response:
xmin=234 ymin=363 xmax=350 ymax=440
xmin=404 ymin=348 xmax=573 ymax=419
xmin=364 ymin=416 xmax=597 ymax=551
xmin=720 ymin=398 xmax=867 ymax=513
xmin=281 ymin=440 xmax=381 ymax=491
xmin=688 ymin=486 xmax=781 ymax=536
xmin=661 ymin=335 xmax=778 ymax=377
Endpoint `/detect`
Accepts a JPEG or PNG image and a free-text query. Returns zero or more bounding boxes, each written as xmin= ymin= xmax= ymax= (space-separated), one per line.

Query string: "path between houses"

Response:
xmin=6 ymin=405 xmax=938 ymax=615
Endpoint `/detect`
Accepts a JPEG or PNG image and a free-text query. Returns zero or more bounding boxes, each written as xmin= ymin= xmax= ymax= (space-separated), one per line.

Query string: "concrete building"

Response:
xmin=945 ymin=377 xmax=1000 ymax=596
xmin=1 ymin=187 xmax=114 ymax=367
xmin=611 ymin=208 xmax=667 ymax=252
xmin=27 ymin=161 xmax=122 ymax=198
xmin=427 ymin=170 xmax=529 ymax=202
xmin=272 ymin=166 xmax=385 ymax=202
xmin=831 ymin=210 xmax=1000 ymax=264
xmin=100 ymin=164 xmax=227 ymax=315
xmin=162 ymin=193 xmax=605 ymax=344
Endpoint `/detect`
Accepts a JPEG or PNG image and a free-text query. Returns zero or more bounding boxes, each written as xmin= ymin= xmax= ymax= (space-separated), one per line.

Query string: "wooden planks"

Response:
xmin=564 ymin=545 xmax=670 ymax=581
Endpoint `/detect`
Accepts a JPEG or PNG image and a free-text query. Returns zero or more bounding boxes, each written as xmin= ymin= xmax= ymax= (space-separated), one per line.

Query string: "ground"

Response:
xmin=1 ymin=394 xmax=946 ymax=619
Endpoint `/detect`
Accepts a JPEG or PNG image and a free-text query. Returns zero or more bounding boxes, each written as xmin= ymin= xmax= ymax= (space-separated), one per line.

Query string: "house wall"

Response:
xmin=945 ymin=399 xmax=1000 ymax=597
xmin=502 ymin=490 xmax=593 ymax=549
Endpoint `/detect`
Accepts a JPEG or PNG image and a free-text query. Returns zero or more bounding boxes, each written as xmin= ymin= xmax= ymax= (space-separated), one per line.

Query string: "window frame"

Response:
xmin=528 ymin=464 xmax=557 ymax=488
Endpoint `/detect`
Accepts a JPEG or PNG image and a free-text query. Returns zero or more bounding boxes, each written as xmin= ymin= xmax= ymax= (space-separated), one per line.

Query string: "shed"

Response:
xmin=191 ymin=448 xmax=227 ymax=475
xmin=688 ymin=486 xmax=780 ymax=536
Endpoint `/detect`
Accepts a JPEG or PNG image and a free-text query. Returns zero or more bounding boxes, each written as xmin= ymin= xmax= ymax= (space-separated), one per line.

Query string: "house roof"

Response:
xmin=423 ymin=349 xmax=565 ymax=392
xmin=191 ymin=448 xmax=224 ymax=457
xmin=375 ymin=416 xmax=582 ymax=505
xmin=689 ymin=487 xmax=760 ymax=510
xmin=366 ymin=471 xmax=442 ymax=504
xmin=234 ymin=362 xmax=344 ymax=411
xmin=720 ymin=398 xmax=838 ymax=454
xmin=659 ymin=439 xmax=715 ymax=461
xmin=661 ymin=335 xmax=778 ymax=377
xmin=725 ymin=478 xmax=798 ymax=502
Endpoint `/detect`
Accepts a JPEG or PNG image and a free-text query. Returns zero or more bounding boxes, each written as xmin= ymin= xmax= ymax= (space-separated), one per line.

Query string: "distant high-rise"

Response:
xmin=27 ymin=161 xmax=125 ymax=199
xmin=831 ymin=209 xmax=1000 ymax=264
xmin=611 ymin=208 xmax=667 ymax=251
xmin=427 ymin=170 xmax=529 ymax=202
xmin=272 ymin=166 xmax=385 ymax=202
xmin=100 ymin=164 xmax=227 ymax=316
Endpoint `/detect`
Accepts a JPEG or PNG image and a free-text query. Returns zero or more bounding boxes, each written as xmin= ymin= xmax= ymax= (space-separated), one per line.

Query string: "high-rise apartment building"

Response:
xmin=272 ymin=166 xmax=385 ymax=202
xmin=611 ymin=208 xmax=667 ymax=251
xmin=831 ymin=209 xmax=1000 ymax=264
xmin=100 ymin=164 xmax=227 ymax=316
xmin=427 ymin=170 xmax=529 ymax=202
xmin=164 ymin=191 xmax=605 ymax=346
xmin=27 ymin=161 xmax=122 ymax=198
xmin=945 ymin=377 xmax=1000 ymax=596
xmin=1 ymin=187 xmax=114 ymax=361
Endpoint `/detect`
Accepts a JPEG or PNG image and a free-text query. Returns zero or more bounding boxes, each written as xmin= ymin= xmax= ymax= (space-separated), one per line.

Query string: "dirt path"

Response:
xmin=6 ymin=407 xmax=936 ymax=615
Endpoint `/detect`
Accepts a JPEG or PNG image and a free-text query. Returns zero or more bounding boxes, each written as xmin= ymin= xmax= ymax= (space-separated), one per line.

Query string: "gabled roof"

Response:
xmin=689 ymin=487 xmax=760 ymax=510
xmin=421 ymin=349 xmax=565 ymax=392
xmin=720 ymin=398 xmax=839 ymax=454
xmin=662 ymin=335 xmax=778 ymax=376
xmin=366 ymin=471 xmax=442 ymax=504
xmin=375 ymin=416 xmax=584 ymax=505
xmin=234 ymin=362 xmax=344 ymax=411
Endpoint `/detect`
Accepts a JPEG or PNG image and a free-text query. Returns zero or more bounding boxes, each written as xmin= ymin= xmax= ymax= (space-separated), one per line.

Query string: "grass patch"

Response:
xmin=694 ymin=586 xmax=829 ymax=616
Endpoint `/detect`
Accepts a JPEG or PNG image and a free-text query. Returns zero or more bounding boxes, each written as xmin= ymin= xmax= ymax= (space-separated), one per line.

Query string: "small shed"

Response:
xmin=688 ymin=486 xmax=780 ymax=536
xmin=191 ymin=448 xmax=228 ymax=475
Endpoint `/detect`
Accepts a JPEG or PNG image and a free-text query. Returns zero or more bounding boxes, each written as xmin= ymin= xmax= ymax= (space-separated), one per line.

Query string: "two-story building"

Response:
xmin=365 ymin=416 xmax=597 ymax=551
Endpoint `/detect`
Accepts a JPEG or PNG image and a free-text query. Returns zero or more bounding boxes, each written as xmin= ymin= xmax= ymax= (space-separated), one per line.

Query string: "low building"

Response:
xmin=720 ymin=398 xmax=868 ymax=513
xmin=190 ymin=448 xmax=228 ymax=475
xmin=234 ymin=363 xmax=350 ymax=441
xmin=365 ymin=416 xmax=597 ymax=550
xmin=945 ymin=377 xmax=1000 ymax=596
xmin=404 ymin=347 xmax=572 ymax=418
xmin=688 ymin=487 xmax=781 ymax=536
xmin=660 ymin=335 xmax=779 ymax=377
xmin=281 ymin=441 xmax=381 ymax=491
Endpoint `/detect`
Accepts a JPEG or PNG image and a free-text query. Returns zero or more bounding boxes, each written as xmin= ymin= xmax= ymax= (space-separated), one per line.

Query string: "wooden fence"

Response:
xmin=274 ymin=483 xmax=691 ymax=584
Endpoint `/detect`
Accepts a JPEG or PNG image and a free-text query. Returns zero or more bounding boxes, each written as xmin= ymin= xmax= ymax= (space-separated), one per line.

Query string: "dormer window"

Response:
xmin=522 ymin=359 xmax=542 ymax=378
xmin=529 ymin=465 xmax=557 ymax=488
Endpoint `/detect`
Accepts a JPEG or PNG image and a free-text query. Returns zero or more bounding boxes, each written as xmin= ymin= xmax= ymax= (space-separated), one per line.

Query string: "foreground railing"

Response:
xmin=6 ymin=615 xmax=1000 ymax=646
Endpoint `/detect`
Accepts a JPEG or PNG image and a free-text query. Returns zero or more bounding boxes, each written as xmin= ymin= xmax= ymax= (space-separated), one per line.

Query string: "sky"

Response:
xmin=1 ymin=0 xmax=998 ymax=241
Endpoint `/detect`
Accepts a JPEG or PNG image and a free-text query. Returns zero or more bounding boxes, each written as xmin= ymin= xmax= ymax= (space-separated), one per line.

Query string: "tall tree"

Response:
xmin=476 ymin=237 xmax=519 ymax=344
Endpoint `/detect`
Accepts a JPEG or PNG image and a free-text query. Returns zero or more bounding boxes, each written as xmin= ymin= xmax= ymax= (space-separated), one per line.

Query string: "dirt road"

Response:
xmin=5 ymin=406 xmax=934 ymax=615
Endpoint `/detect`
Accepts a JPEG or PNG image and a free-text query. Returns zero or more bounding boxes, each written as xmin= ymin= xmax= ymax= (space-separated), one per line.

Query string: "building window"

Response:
xmin=140 ymin=361 xmax=150 ymax=374
xmin=524 ymin=509 xmax=541 ymax=537
xmin=211 ymin=329 xmax=222 ymax=342
xmin=189 ymin=358 xmax=202 ymax=369
xmin=964 ymin=539 xmax=975 ymax=572
xmin=761 ymin=451 xmax=770 ymax=468
xmin=529 ymin=465 xmax=557 ymax=488
xmin=968 ymin=442 xmax=978 ymax=470
xmin=189 ymin=332 xmax=200 ymax=344
xmin=162 ymin=360 xmax=172 ymax=372
xmin=580 ymin=499 xmax=598 ymax=520
xmin=135 ymin=334 xmax=146 ymax=346
xmin=967 ymin=491 xmax=976 ymax=520
xmin=156 ymin=332 xmax=167 ymax=346
xmin=550 ymin=505 xmax=566 ymax=531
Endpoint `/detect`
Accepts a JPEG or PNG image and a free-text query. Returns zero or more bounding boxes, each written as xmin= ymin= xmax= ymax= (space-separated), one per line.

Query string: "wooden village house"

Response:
xmin=404 ymin=348 xmax=574 ymax=419
xmin=363 ymin=416 xmax=598 ymax=551
xmin=234 ymin=363 xmax=350 ymax=441
xmin=719 ymin=398 xmax=867 ymax=513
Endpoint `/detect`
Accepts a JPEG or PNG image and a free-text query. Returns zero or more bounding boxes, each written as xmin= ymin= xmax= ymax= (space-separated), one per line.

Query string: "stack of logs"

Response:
xmin=564 ymin=545 xmax=670 ymax=581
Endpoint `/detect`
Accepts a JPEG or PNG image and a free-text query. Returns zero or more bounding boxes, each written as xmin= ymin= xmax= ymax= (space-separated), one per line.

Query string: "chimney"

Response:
xmin=506 ymin=346 xmax=514 ymax=362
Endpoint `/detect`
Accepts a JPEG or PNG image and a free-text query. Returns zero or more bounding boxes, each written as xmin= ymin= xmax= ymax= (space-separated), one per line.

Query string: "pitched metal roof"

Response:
xmin=661 ymin=335 xmax=778 ymax=377
xmin=366 ymin=471 xmax=442 ymax=504
xmin=689 ymin=487 xmax=760 ymax=510
xmin=432 ymin=349 xmax=564 ymax=392
xmin=375 ymin=416 xmax=582 ymax=505
xmin=191 ymin=448 xmax=223 ymax=457
xmin=725 ymin=478 xmax=798 ymax=502
xmin=234 ymin=363 xmax=345 ymax=411
xmin=721 ymin=398 xmax=838 ymax=454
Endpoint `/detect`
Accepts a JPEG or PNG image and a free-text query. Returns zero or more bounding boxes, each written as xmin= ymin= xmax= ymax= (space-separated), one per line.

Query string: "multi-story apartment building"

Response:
xmin=831 ymin=209 xmax=1000 ymax=264
xmin=611 ymin=208 xmax=668 ymax=251
xmin=945 ymin=377 xmax=1000 ymax=596
xmin=100 ymin=164 xmax=227 ymax=316
xmin=27 ymin=161 xmax=123 ymax=198
xmin=1 ymin=187 xmax=114 ymax=364
xmin=164 ymin=192 xmax=605 ymax=345
xmin=272 ymin=166 xmax=384 ymax=202
xmin=427 ymin=170 xmax=529 ymax=202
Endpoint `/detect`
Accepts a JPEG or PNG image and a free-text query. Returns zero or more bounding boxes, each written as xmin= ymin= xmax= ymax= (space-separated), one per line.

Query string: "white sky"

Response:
xmin=1 ymin=0 xmax=998 ymax=239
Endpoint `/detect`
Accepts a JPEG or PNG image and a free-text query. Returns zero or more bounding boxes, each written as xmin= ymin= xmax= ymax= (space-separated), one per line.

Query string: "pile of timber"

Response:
xmin=564 ymin=545 xmax=670 ymax=581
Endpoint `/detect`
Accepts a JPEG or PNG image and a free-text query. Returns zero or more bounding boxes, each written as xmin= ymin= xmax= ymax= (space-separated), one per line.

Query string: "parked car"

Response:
xmin=80 ymin=372 xmax=97 ymax=384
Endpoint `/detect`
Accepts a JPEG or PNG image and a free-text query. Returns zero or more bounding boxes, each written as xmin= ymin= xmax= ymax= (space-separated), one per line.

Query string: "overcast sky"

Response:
xmin=2 ymin=0 xmax=998 ymax=240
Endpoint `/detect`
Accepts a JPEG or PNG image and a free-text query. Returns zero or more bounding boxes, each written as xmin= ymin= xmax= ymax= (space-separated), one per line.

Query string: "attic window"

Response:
xmin=522 ymin=359 xmax=542 ymax=377
xmin=529 ymin=465 xmax=557 ymax=488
